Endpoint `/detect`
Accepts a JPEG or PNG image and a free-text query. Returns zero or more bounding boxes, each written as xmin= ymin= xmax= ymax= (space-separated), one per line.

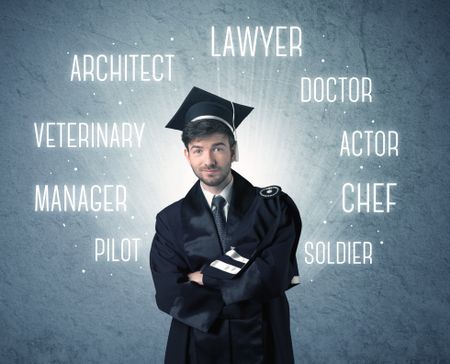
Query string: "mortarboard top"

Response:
xmin=165 ymin=86 xmax=254 ymax=133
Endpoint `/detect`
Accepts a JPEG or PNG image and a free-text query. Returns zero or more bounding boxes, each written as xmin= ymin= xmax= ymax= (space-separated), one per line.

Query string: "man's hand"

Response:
xmin=188 ymin=271 xmax=204 ymax=285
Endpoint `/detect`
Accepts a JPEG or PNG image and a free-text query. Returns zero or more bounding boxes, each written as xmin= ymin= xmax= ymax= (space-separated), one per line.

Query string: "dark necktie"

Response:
xmin=211 ymin=195 xmax=228 ymax=252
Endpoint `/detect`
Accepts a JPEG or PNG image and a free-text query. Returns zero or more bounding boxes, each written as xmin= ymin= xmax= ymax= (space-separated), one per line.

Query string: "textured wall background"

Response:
xmin=1 ymin=0 xmax=449 ymax=362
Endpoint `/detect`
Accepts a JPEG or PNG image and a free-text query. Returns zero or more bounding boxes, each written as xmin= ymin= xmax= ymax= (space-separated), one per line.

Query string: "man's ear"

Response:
xmin=184 ymin=148 xmax=190 ymax=162
xmin=231 ymin=144 xmax=237 ymax=162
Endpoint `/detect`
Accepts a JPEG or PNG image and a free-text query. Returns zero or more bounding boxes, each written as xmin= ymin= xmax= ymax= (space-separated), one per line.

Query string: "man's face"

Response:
xmin=184 ymin=133 xmax=235 ymax=187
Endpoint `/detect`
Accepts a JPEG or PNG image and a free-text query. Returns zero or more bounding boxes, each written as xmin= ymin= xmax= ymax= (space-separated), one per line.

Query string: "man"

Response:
xmin=150 ymin=87 xmax=302 ymax=364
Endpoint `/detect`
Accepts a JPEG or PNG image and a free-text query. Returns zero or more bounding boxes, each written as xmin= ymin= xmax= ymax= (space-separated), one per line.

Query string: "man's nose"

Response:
xmin=204 ymin=150 xmax=216 ymax=166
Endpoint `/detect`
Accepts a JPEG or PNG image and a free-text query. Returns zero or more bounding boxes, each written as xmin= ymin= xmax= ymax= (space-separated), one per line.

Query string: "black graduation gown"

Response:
xmin=150 ymin=170 xmax=301 ymax=364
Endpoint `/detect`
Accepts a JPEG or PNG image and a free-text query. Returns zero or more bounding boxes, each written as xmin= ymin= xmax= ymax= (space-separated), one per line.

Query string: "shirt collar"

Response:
xmin=201 ymin=176 xmax=234 ymax=208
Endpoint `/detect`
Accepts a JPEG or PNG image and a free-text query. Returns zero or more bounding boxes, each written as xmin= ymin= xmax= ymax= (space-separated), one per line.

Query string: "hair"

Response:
xmin=181 ymin=119 xmax=236 ymax=149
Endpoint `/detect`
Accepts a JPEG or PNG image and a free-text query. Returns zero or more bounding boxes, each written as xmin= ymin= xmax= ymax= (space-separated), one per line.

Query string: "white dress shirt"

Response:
xmin=200 ymin=177 xmax=233 ymax=221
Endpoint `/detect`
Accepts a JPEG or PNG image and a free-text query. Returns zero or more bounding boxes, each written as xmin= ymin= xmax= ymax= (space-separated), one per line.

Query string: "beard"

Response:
xmin=192 ymin=165 xmax=231 ymax=187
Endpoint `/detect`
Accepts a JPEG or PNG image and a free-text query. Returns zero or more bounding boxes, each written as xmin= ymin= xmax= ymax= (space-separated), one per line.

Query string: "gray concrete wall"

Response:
xmin=1 ymin=0 xmax=449 ymax=362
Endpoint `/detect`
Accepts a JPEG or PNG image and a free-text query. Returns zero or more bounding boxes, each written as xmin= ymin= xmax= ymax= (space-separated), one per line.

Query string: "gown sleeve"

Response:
xmin=150 ymin=212 xmax=224 ymax=333
xmin=201 ymin=195 xmax=301 ymax=306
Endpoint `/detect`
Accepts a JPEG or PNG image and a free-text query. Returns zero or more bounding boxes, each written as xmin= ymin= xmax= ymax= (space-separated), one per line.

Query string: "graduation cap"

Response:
xmin=166 ymin=87 xmax=254 ymax=161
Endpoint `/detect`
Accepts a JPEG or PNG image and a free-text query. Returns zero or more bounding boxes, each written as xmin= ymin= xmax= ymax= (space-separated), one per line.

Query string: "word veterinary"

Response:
xmin=34 ymin=122 xmax=145 ymax=148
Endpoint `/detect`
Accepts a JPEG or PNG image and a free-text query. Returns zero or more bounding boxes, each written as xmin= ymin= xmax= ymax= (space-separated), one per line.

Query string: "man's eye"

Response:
xmin=213 ymin=147 xmax=224 ymax=152
xmin=192 ymin=149 xmax=202 ymax=154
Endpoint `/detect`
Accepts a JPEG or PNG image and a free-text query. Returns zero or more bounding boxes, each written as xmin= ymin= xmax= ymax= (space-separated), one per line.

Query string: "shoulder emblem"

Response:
xmin=259 ymin=185 xmax=282 ymax=198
